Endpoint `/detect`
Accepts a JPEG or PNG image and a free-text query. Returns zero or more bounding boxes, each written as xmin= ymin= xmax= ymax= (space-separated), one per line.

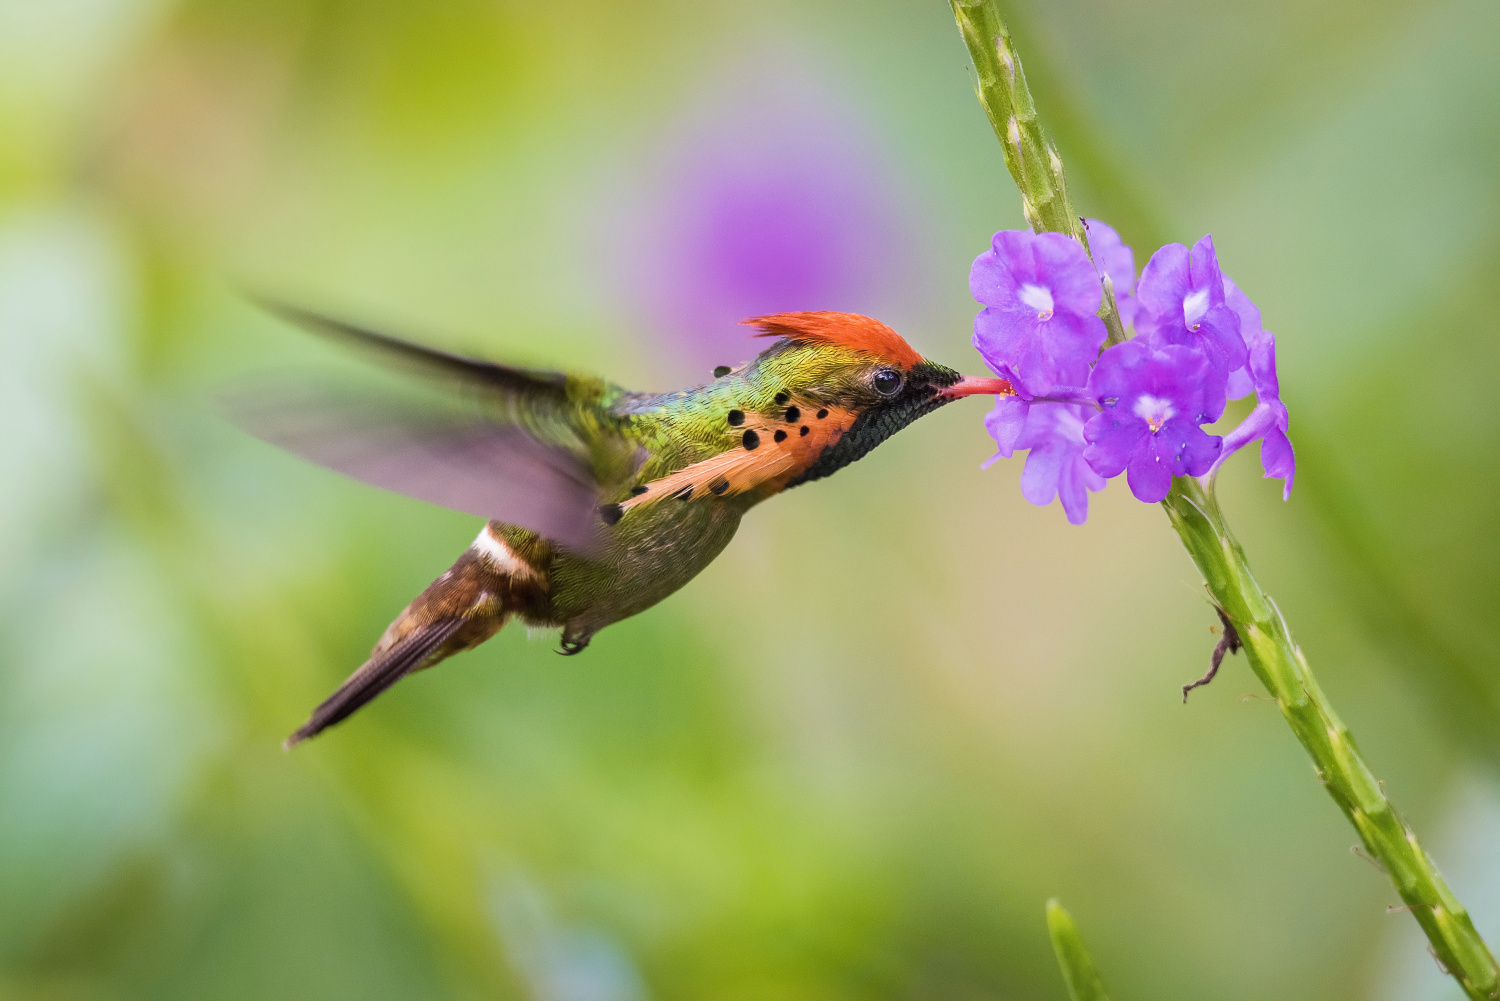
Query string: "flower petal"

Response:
xmin=1157 ymin=344 xmax=1228 ymax=425
xmin=973 ymin=303 xmax=1043 ymax=370
xmin=1030 ymin=231 xmax=1103 ymax=315
xmin=1219 ymin=402 xmax=1278 ymax=458
xmin=982 ymin=395 xmax=1031 ymax=460
xmin=970 ymin=231 xmax=1106 ymax=397
xmin=1260 ymin=423 xmax=1296 ymax=500
xmin=1011 ymin=402 xmax=1105 ymax=524
xmin=1187 ymin=233 xmax=1227 ymax=305
xmin=1015 ymin=400 xmax=1083 ymax=449
xmin=1089 ymin=341 xmax=1226 ymax=426
xmin=1221 ymin=278 xmax=1262 ymax=400
xmin=1083 ymin=411 xmax=1146 ymax=479
xmin=1138 ymin=236 xmax=1246 ymax=374
xmin=1194 ymin=304 xmax=1248 ymax=373
xmin=1135 ymin=242 xmax=1191 ymax=323
xmin=1085 ymin=338 xmax=1150 ymax=406
xmin=1225 ymin=365 xmax=1255 ymax=401
xmin=1056 ymin=454 xmax=1104 ymax=525
xmin=1224 ymin=277 xmax=1263 ymax=338
xmin=1124 ymin=438 xmax=1174 ymax=503
xmin=1161 ymin=417 xmax=1223 ymax=477
xmin=1083 ymin=219 xmax=1135 ymax=299
xmin=1036 ymin=309 xmax=1106 ymax=390
xmin=969 ymin=243 xmax=1022 ymax=306
xmin=1248 ymin=328 xmax=1280 ymax=400
xmin=1019 ymin=442 xmax=1065 ymax=507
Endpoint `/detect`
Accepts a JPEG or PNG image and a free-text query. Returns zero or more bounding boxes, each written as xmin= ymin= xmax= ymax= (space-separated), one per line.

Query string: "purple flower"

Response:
xmin=1017 ymin=403 xmax=1106 ymax=524
xmin=1222 ymin=277 xmax=1262 ymax=400
xmin=1136 ymin=234 xmax=1247 ymax=374
xmin=1083 ymin=340 xmax=1226 ymax=503
xmin=1216 ymin=327 xmax=1295 ymax=499
xmin=1201 ymin=273 xmax=1294 ymax=498
xmin=970 ymin=230 xmax=1107 ymax=397
xmin=981 ymin=397 xmax=1104 ymax=525
xmin=982 ymin=388 xmax=1098 ymax=461
xmin=965 ymin=225 xmax=1289 ymax=513
xmin=1083 ymin=218 xmax=1138 ymax=330
xmin=982 ymin=394 xmax=1032 ymax=460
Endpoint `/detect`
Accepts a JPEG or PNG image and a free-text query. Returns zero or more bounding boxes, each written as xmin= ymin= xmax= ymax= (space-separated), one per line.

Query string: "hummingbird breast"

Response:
xmin=492 ymin=494 xmax=746 ymax=647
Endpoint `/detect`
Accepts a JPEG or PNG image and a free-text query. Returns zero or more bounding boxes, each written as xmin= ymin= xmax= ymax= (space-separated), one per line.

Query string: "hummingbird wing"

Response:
xmin=228 ymin=303 xmax=636 ymax=551
xmin=254 ymin=301 xmax=574 ymax=397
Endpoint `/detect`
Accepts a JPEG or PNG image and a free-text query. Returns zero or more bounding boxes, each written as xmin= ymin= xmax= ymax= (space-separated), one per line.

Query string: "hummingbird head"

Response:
xmin=741 ymin=311 xmax=1012 ymax=487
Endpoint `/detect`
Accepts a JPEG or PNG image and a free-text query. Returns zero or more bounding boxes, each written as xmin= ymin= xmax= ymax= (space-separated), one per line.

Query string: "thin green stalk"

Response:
xmin=950 ymin=3 xmax=1500 ymax=997
xmin=951 ymin=0 xmax=1127 ymax=347
xmin=1164 ymin=477 xmax=1499 ymax=998
xmin=1046 ymin=899 xmax=1110 ymax=1001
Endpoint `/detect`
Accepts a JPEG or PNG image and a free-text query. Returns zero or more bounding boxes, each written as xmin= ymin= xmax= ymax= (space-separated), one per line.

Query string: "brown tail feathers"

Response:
xmin=284 ymin=535 xmax=532 ymax=747
xmin=284 ymin=618 xmax=465 ymax=747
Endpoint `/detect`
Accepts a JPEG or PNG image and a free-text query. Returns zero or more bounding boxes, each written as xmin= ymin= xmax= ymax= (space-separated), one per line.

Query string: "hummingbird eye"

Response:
xmin=872 ymin=368 xmax=904 ymax=396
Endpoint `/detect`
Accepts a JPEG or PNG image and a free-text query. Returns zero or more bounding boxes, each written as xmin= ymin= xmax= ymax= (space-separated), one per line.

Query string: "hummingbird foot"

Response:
xmin=1182 ymin=607 xmax=1241 ymax=702
xmin=557 ymin=624 xmax=593 ymax=656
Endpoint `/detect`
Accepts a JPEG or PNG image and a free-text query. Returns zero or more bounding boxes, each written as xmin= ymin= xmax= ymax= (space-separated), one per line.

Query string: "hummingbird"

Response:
xmin=237 ymin=306 xmax=1011 ymax=747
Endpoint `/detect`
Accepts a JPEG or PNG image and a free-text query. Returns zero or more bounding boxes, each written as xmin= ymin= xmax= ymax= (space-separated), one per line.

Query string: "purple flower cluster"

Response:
xmin=969 ymin=223 xmax=1294 ymax=521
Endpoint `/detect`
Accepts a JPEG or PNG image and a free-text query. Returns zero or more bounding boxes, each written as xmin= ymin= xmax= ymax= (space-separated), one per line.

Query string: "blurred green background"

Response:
xmin=2 ymin=0 xmax=1498 ymax=998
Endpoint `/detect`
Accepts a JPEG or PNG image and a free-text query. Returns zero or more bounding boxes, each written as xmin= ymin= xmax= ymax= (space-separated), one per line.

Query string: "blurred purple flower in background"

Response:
xmin=970 ymin=230 xmax=1106 ymax=397
xmin=1136 ymin=235 xmax=1246 ymax=374
xmin=1083 ymin=341 xmax=1226 ymax=503
xmin=621 ymin=62 xmax=914 ymax=380
xmin=1082 ymin=218 xmax=1138 ymax=329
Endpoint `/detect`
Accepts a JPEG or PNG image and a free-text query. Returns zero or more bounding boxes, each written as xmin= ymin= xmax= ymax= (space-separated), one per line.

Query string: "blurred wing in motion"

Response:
xmin=253 ymin=300 xmax=573 ymax=398
xmin=228 ymin=383 xmax=607 ymax=549
xmin=226 ymin=304 xmax=632 ymax=551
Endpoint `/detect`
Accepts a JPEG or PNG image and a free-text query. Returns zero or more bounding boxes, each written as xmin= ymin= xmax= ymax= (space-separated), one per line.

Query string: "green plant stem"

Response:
xmin=1046 ymin=899 xmax=1110 ymax=1001
xmin=951 ymin=0 xmax=1127 ymax=348
xmin=1164 ymin=477 xmax=1499 ymax=998
xmin=950 ymin=2 xmax=1500 ymax=997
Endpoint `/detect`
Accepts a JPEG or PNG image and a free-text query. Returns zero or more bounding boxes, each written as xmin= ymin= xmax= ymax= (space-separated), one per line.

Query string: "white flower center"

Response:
xmin=1019 ymin=283 xmax=1055 ymax=320
xmin=1133 ymin=394 xmax=1176 ymax=433
xmin=1182 ymin=288 xmax=1209 ymax=330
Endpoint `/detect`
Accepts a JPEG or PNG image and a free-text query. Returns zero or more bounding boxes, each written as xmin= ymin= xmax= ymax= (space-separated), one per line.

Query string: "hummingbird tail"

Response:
xmin=284 ymin=529 xmax=534 ymax=748
xmin=283 ymin=617 xmax=467 ymax=748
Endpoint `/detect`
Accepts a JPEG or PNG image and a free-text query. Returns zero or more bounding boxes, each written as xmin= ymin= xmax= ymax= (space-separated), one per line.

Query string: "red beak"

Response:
xmin=940 ymin=375 xmax=1014 ymax=399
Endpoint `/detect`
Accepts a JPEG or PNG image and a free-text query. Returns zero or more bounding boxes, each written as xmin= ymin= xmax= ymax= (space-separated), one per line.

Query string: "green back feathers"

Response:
xmin=615 ymin=339 xmax=897 ymax=479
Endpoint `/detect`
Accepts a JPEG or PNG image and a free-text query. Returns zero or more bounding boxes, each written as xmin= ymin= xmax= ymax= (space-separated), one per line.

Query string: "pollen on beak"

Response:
xmin=941 ymin=375 xmax=1015 ymax=399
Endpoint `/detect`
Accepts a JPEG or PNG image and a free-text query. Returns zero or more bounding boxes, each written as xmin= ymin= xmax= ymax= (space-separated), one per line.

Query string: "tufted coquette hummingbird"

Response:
xmin=238 ymin=307 xmax=1012 ymax=746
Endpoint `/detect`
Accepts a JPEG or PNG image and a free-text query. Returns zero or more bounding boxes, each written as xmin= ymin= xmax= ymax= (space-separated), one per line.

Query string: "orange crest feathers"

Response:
xmin=743 ymin=311 xmax=923 ymax=370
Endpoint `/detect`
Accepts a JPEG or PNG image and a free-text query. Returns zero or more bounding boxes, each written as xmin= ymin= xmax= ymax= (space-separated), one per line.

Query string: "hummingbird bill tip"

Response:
xmin=942 ymin=375 xmax=1014 ymax=399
